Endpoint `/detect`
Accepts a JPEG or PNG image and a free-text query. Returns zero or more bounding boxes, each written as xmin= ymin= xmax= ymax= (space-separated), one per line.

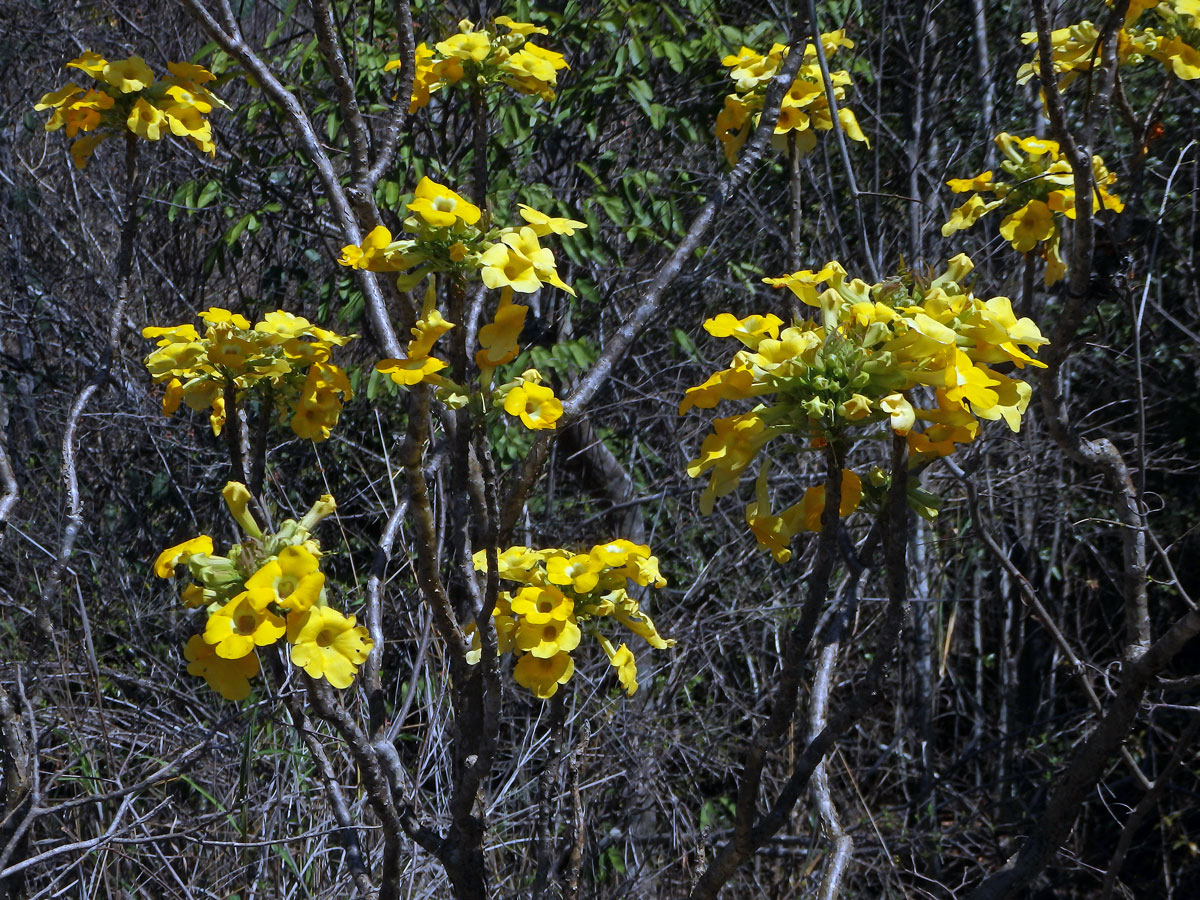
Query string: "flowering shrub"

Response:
xmin=143 ymin=308 xmax=355 ymax=441
xmin=1017 ymin=0 xmax=1200 ymax=88
xmin=340 ymin=176 xmax=583 ymax=429
xmin=681 ymin=254 xmax=1047 ymax=561
xmin=156 ymin=484 xmax=371 ymax=699
xmin=34 ymin=51 xmax=225 ymax=167
xmin=715 ymin=31 xmax=869 ymax=166
xmin=941 ymin=133 xmax=1123 ymax=285
xmin=387 ymin=15 xmax=569 ymax=110
xmin=470 ymin=541 xmax=673 ymax=698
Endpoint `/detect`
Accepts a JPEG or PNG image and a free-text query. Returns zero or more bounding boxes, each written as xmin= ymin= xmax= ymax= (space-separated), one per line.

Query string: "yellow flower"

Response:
xmin=407 ymin=176 xmax=482 ymax=228
xmin=206 ymin=329 xmax=255 ymax=371
xmin=162 ymin=102 xmax=214 ymax=153
xmin=167 ymin=61 xmax=217 ymax=84
xmin=503 ymin=380 xmax=563 ymax=430
xmin=34 ymin=83 xmax=83 ymax=111
xmin=244 ymin=546 xmax=325 ymax=612
xmin=500 ymin=44 xmax=569 ymax=97
xmin=436 ymin=31 xmax=492 ymax=62
xmin=184 ymin=635 xmax=259 ymax=701
xmin=1151 ymin=35 xmax=1200 ymax=79
xmin=941 ymin=194 xmax=1003 ymax=236
xmin=494 ymin=15 xmax=549 ymax=36
xmin=722 ymin=45 xmax=784 ymax=92
xmin=686 ymin=412 xmax=774 ymax=514
xmin=702 ymin=312 xmax=783 ymax=348
xmin=480 ymin=227 xmax=574 ymax=294
xmin=998 ymin=200 xmax=1056 ymax=252
xmin=154 ymin=535 xmax=214 ymax=577
xmin=509 ymin=585 xmax=573 ymax=624
xmin=408 ymin=307 xmax=455 ymax=358
xmin=763 ymin=262 xmax=844 ymax=307
xmin=340 ymin=225 xmax=402 ymax=270
xmin=222 ymin=481 xmax=263 ymax=538
xmin=517 ymin=204 xmax=586 ymax=236
xmin=377 ymin=355 xmax=448 ymax=386
xmin=205 ymin=592 xmax=287 ymax=659
xmin=800 ymin=469 xmax=863 ymax=532
xmin=601 ymin=638 xmax=639 ymax=695
xmin=545 ymin=553 xmax=604 ymax=593
xmin=287 ymin=606 xmax=373 ymax=689
xmin=879 ymin=393 xmax=916 ymax=434
xmin=946 ymin=171 xmax=995 ymax=193
xmin=513 ymin=650 xmax=574 ymax=698
xmin=102 ymin=56 xmax=155 ymax=93
xmin=127 ymin=97 xmax=169 ymax=141
xmin=589 ymin=539 xmax=649 ymax=568
xmin=476 ymin=294 xmax=528 ymax=368
xmin=162 ymin=377 xmax=184 ymax=416
xmin=199 ymin=307 xmax=252 ymax=330
xmin=66 ymin=51 xmax=108 ymax=78
xmin=610 ymin=593 xmax=675 ymax=649
xmin=678 ymin=364 xmax=760 ymax=414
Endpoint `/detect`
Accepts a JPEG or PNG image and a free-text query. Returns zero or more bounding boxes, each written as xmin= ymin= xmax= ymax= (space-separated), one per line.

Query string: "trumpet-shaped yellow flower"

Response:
xmin=155 ymin=535 xmax=214 ymax=577
xmin=480 ymin=226 xmax=574 ymax=294
xmin=545 ymin=553 xmax=605 ymax=593
xmin=999 ymin=200 xmax=1056 ymax=252
xmin=515 ymin=616 xmax=582 ymax=658
xmin=476 ymin=296 xmax=528 ymax=369
xmin=102 ymin=56 xmax=154 ymax=93
xmin=687 ymin=412 xmax=774 ymax=514
xmin=517 ymin=205 xmax=585 ymax=236
xmin=407 ymin=177 xmax=481 ymax=228
xmin=503 ymin=380 xmax=563 ymax=430
xmin=184 ymin=635 xmax=259 ymax=701
xmin=205 ymin=592 xmax=286 ymax=659
xmin=801 ymin=469 xmax=863 ymax=532
xmin=509 ymin=585 xmax=573 ymax=624
xmin=436 ymin=31 xmax=492 ymax=62
xmin=513 ymin=650 xmax=574 ymax=698
xmin=602 ymin=639 xmax=639 ymax=696
xmin=245 ymin=546 xmax=325 ymax=612
xmin=287 ymin=606 xmax=373 ymax=688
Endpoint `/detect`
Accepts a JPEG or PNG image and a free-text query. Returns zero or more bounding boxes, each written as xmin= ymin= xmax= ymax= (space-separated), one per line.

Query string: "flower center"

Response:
xmin=235 ymin=614 xmax=258 ymax=635
xmin=316 ymin=629 xmax=335 ymax=648
xmin=433 ymin=196 xmax=456 ymax=213
xmin=277 ymin=575 xmax=298 ymax=598
xmin=541 ymin=624 xmax=559 ymax=641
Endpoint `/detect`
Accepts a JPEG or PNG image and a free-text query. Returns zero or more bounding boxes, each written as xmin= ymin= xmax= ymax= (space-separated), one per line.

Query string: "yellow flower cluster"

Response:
xmin=340 ymin=177 xmax=584 ymax=429
xmin=143 ymin=308 xmax=355 ymax=442
xmin=385 ymin=15 xmax=569 ymax=111
xmin=372 ymin=285 xmax=563 ymax=429
xmin=682 ymin=254 xmax=1048 ymax=562
xmin=715 ymin=32 xmax=869 ymax=166
xmin=156 ymin=485 xmax=372 ymax=699
xmin=1017 ymin=1 xmax=1200 ymax=88
xmin=340 ymin=177 xmax=582 ymax=296
xmin=34 ymin=51 xmax=225 ymax=168
xmin=942 ymin=133 xmax=1123 ymax=286
xmin=470 ymin=540 xmax=673 ymax=698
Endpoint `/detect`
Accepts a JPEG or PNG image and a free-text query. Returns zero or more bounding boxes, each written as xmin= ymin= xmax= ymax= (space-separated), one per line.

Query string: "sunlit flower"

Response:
xmin=503 ymin=380 xmax=563 ymax=430
xmin=205 ymin=592 xmax=287 ymax=659
xmin=155 ymin=535 xmax=214 ymax=577
xmin=244 ymin=546 xmax=325 ymax=612
xmin=287 ymin=606 xmax=374 ymax=689
xmin=184 ymin=634 xmax=259 ymax=700
xmin=407 ymin=177 xmax=481 ymax=228
xmin=513 ymin=650 xmax=574 ymax=698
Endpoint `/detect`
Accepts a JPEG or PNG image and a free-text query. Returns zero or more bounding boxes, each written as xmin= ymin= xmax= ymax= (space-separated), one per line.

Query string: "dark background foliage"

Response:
xmin=2 ymin=0 xmax=1199 ymax=897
